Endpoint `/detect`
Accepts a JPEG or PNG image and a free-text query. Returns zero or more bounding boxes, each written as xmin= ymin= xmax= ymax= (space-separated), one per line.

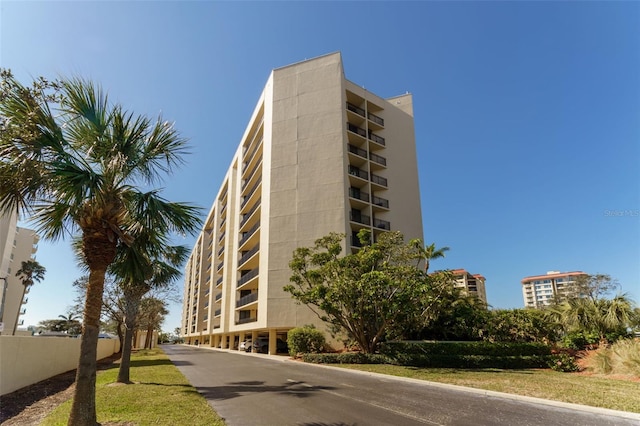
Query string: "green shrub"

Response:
xmin=548 ymin=353 xmax=581 ymax=372
xmin=287 ymin=325 xmax=326 ymax=356
xmin=560 ymin=331 xmax=599 ymax=350
xmin=381 ymin=341 xmax=551 ymax=357
xmin=301 ymin=352 xmax=390 ymax=364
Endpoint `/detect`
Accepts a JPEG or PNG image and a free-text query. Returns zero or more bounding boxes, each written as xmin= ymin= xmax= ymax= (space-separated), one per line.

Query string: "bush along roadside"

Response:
xmin=302 ymin=341 xmax=553 ymax=369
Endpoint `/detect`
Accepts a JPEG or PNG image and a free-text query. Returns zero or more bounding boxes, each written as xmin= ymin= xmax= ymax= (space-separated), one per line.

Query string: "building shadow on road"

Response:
xmin=195 ymin=380 xmax=337 ymax=400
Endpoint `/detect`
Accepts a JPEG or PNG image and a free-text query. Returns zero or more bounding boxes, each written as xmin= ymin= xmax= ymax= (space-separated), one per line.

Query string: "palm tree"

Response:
xmin=111 ymin=240 xmax=188 ymax=383
xmin=13 ymin=260 xmax=46 ymax=334
xmin=58 ymin=310 xmax=82 ymax=335
xmin=0 ymin=71 xmax=201 ymax=426
xmin=410 ymin=240 xmax=450 ymax=272
xmin=549 ymin=295 xmax=637 ymax=345
xmin=139 ymin=297 xmax=169 ymax=349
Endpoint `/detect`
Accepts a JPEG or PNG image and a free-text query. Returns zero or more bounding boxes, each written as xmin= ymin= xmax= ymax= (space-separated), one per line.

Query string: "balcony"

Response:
xmin=349 ymin=187 xmax=370 ymax=203
xmin=238 ymin=221 xmax=260 ymax=248
xmin=236 ymin=316 xmax=257 ymax=325
xmin=218 ymin=246 xmax=224 ymax=256
xmin=239 ymin=198 xmax=261 ymax=229
xmin=238 ymin=244 xmax=260 ymax=267
xmin=347 ymin=122 xmax=366 ymax=138
xmin=218 ymin=231 xmax=226 ymax=242
xmin=237 ymin=267 xmax=259 ymax=288
xmin=242 ymin=159 xmax=262 ymax=189
xmin=346 ymin=102 xmax=365 ymax=117
xmin=351 ymin=235 xmax=363 ymax=248
xmin=368 ymin=112 xmax=384 ymax=126
xmin=347 ymin=144 xmax=367 ymax=159
xmin=350 ymin=211 xmax=371 ymax=226
xmin=236 ymin=292 xmax=258 ymax=308
xmin=215 ymin=292 xmax=223 ymax=301
xmin=373 ymin=218 xmax=391 ymax=230
xmin=216 ymin=276 xmax=223 ymax=286
xmin=371 ymin=173 xmax=388 ymax=188
xmin=368 ymin=130 xmax=385 ymax=146
xmin=240 ymin=177 xmax=262 ymax=210
xmin=214 ymin=309 xmax=221 ymax=317
xmin=372 ymin=195 xmax=389 ymax=209
xmin=369 ymin=152 xmax=387 ymax=167
xmin=217 ymin=261 xmax=224 ymax=271
xmin=348 ymin=165 xmax=368 ymax=181
xmin=213 ymin=324 xmax=221 ymax=329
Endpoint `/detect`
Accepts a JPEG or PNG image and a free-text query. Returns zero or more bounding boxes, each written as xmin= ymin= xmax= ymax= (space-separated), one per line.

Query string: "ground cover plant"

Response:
xmin=40 ymin=349 xmax=225 ymax=426
xmin=333 ymin=363 xmax=640 ymax=413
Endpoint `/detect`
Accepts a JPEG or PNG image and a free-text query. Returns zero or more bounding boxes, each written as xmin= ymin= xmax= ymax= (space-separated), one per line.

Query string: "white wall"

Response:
xmin=0 ymin=336 xmax=120 ymax=395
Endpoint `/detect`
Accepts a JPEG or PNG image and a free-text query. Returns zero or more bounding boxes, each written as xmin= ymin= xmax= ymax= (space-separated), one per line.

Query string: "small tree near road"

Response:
xmin=285 ymin=230 xmax=445 ymax=353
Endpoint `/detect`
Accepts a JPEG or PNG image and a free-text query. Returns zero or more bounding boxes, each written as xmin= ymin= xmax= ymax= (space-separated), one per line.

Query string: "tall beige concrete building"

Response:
xmin=0 ymin=211 xmax=40 ymax=335
xmin=181 ymin=52 xmax=423 ymax=352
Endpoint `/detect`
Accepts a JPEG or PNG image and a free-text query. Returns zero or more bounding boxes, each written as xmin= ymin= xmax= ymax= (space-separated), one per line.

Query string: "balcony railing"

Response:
xmin=351 ymin=235 xmax=363 ymax=248
xmin=371 ymin=173 xmax=388 ymax=187
xmin=239 ymin=198 xmax=261 ymax=228
xmin=368 ymin=112 xmax=384 ymax=126
xmin=214 ymin=309 xmax=221 ymax=317
xmin=213 ymin=324 xmax=221 ymax=329
xmin=217 ymin=261 xmax=224 ymax=271
xmin=242 ymin=159 xmax=262 ymax=189
xmin=369 ymin=152 xmax=387 ymax=166
xmin=374 ymin=218 xmax=391 ymax=230
xmin=372 ymin=195 xmax=389 ymax=208
xmin=237 ymin=267 xmax=259 ymax=287
xmin=236 ymin=317 xmax=257 ymax=325
xmin=347 ymin=123 xmax=367 ymax=138
xmin=347 ymin=144 xmax=367 ymax=158
xmin=236 ymin=292 xmax=258 ymax=308
xmin=349 ymin=187 xmax=370 ymax=203
xmin=238 ymin=243 xmax=260 ymax=266
xmin=240 ymin=177 xmax=262 ymax=209
xmin=350 ymin=211 xmax=371 ymax=226
xmin=215 ymin=292 xmax=223 ymax=301
xmin=216 ymin=276 xmax=223 ymax=286
xmin=346 ymin=102 xmax=365 ymax=117
xmin=348 ymin=165 xmax=368 ymax=180
xmin=218 ymin=246 xmax=224 ymax=256
xmin=218 ymin=231 xmax=226 ymax=242
xmin=238 ymin=221 xmax=260 ymax=247
xmin=368 ymin=130 xmax=385 ymax=146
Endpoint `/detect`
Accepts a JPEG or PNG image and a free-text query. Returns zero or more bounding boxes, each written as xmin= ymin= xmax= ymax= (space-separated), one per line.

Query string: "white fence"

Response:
xmin=0 ymin=335 xmax=120 ymax=395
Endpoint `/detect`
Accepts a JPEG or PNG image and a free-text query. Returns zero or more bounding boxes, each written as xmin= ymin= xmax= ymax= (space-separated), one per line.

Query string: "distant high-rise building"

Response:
xmin=450 ymin=269 xmax=487 ymax=304
xmin=521 ymin=270 xmax=587 ymax=308
xmin=181 ymin=52 xmax=424 ymax=352
xmin=0 ymin=211 xmax=40 ymax=334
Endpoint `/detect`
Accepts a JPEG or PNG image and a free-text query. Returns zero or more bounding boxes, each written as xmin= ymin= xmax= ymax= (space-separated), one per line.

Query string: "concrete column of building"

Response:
xmin=268 ymin=329 xmax=277 ymax=355
xmin=239 ymin=332 xmax=246 ymax=350
xmin=251 ymin=330 xmax=258 ymax=353
xmin=221 ymin=334 xmax=228 ymax=349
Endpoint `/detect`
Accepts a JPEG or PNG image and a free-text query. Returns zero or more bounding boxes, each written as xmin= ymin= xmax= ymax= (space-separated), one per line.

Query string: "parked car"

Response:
xmin=239 ymin=339 xmax=252 ymax=352
xmin=252 ymin=337 xmax=288 ymax=354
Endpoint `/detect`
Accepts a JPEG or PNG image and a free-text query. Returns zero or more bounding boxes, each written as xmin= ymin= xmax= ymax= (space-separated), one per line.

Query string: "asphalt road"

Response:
xmin=162 ymin=344 xmax=640 ymax=426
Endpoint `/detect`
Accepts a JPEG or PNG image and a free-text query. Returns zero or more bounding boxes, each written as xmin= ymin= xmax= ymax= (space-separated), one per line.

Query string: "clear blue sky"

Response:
xmin=2 ymin=1 xmax=638 ymax=333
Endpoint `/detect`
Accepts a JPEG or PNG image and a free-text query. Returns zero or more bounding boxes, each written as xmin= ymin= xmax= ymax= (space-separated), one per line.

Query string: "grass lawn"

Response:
xmin=41 ymin=348 xmax=225 ymax=426
xmin=334 ymin=364 xmax=640 ymax=413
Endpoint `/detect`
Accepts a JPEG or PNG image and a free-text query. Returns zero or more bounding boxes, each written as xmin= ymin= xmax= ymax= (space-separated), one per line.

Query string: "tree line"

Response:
xmin=286 ymin=230 xmax=640 ymax=354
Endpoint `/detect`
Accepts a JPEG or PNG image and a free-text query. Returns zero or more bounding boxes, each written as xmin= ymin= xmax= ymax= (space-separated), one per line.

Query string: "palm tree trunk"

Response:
xmin=68 ymin=229 xmax=117 ymax=426
xmin=117 ymin=297 xmax=140 ymax=383
xmin=68 ymin=266 xmax=106 ymax=426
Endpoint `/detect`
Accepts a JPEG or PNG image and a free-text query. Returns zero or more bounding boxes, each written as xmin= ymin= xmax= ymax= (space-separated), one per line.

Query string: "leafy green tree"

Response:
xmin=410 ymin=240 xmax=450 ymax=272
xmin=139 ymin=297 xmax=169 ymax=349
xmin=0 ymin=71 xmax=200 ymax=426
xmin=286 ymin=230 xmax=445 ymax=353
xmin=13 ymin=260 xmax=46 ymax=334
xmin=483 ymin=308 xmax=559 ymax=343
xmin=570 ymin=274 xmax=620 ymax=301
